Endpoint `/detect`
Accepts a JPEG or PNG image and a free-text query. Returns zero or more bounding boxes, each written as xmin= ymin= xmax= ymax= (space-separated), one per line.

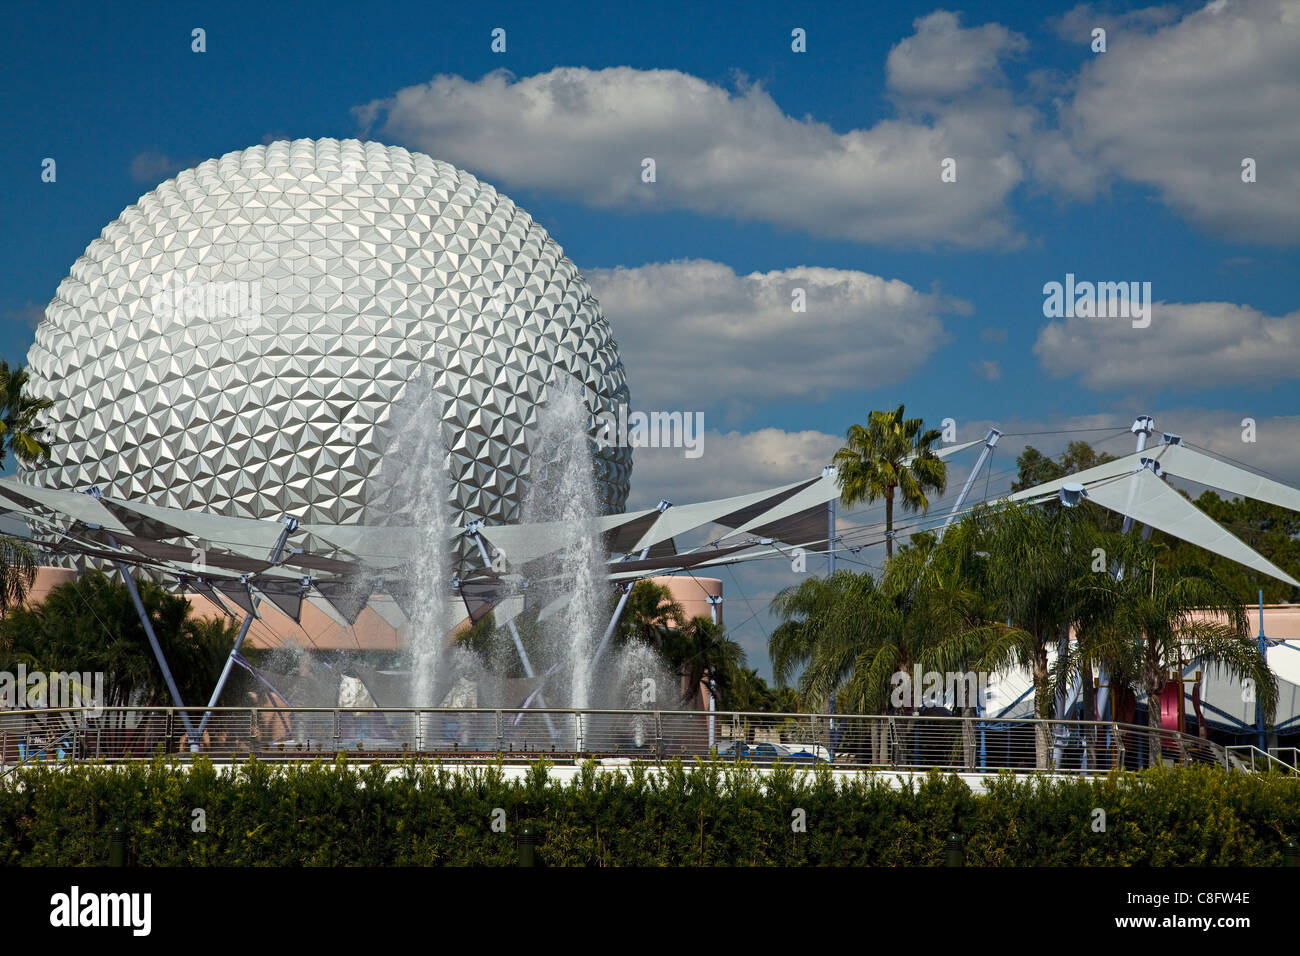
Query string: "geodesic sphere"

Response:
xmin=22 ymin=138 xmax=632 ymax=533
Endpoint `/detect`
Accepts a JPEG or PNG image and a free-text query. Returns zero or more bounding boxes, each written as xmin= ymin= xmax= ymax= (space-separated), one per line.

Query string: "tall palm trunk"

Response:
xmin=871 ymin=716 xmax=889 ymax=765
xmin=884 ymin=490 xmax=895 ymax=560
xmin=1145 ymin=671 xmax=1165 ymax=769
xmin=1033 ymin=641 xmax=1052 ymax=769
xmin=960 ymin=704 xmax=977 ymax=769
xmin=1080 ymin=659 xmax=1095 ymax=770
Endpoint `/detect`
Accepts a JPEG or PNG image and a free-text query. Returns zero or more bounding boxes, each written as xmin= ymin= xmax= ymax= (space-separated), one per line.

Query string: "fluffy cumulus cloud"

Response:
xmin=585 ymin=259 xmax=963 ymax=412
xmin=886 ymin=10 xmax=1028 ymax=101
xmin=356 ymin=12 xmax=1039 ymax=249
xmin=5 ymin=301 xmax=46 ymax=329
xmin=1034 ymin=300 xmax=1300 ymax=390
xmin=128 ymin=151 xmax=192 ymax=185
xmin=627 ymin=427 xmax=841 ymax=511
xmin=1050 ymin=3 xmax=1182 ymax=42
xmin=1167 ymin=411 xmax=1300 ymax=486
xmin=1057 ymin=0 xmax=1300 ymax=242
xmin=351 ymin=3 xmax=1298 ymax=246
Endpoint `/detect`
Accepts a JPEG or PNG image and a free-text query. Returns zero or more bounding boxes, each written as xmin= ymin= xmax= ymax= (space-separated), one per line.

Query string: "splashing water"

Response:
xmin=522 ymin=378 xmax=608 ymax=710
xmin=612 ymin=641 xmax=675 ymax=747
xmin=370 ymin=373 xmax=457 ymax=707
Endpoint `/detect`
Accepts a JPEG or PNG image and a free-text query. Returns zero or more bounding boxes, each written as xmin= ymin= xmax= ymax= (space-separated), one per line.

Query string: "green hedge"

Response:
xmin=2 ymin=757 xmax=1296 ymax=865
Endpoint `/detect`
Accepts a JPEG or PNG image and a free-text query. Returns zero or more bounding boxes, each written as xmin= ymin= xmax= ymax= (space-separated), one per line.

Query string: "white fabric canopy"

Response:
xmin=721 ymin=474 xmax=839 ymax=542
xmin=0 ymin=478 xmax=127 ymax=533
xmin=1155 ymin=443 xmax=1300 ymax=512
xmin=299 ymin=524 xmax=429 ymax=568
xmin=92 ymin=494 xmax=289 ymax=558
xmin=629 ymin=477 xmax=816 ymax=553
xmin=1003 ymin=451 xmax=1149 ymax=503
xmin=1086 ymin=469 xmax=1300 ymax=587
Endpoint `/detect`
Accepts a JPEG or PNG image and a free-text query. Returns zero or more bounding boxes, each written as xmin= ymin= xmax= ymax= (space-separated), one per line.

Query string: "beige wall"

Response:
xmin=25 ymin=568 xmax=723 ymax=658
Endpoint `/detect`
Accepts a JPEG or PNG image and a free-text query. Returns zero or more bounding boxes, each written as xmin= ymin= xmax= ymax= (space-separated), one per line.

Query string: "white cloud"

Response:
xmin=1034 ymin=300 xmax=1300 ymax=390
xmin=351 ymin=3 xmax=1298 ymax=246
xmin=886 ymin=10 xmax=1028 ymax=101
xmin=1058 ymin=0 xmax=1300 ymax=242
xmin=1050 ymin=3 xmax=1182 ymax=42
xmin=971 ymin=359 xmax=1002 ymax=381
xmin=128 ymin=151 xmax=191 ymax=185
xmin=5 ymin=301 xmax=46 ymax=330
xmin=627 ymin=426 xmax=841 ymax=511
xmin=954 ymin=409 xmax=1300 ymax=489
xmin=587 ymin=259 xmax=962 ymax=412
xmin=356 ymin=33 xmax=1034 ymax=248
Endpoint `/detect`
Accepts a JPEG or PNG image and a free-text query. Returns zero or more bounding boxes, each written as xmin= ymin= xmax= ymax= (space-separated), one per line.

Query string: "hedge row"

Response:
xmin=2 ymin=757 xmax=1297 ymax=866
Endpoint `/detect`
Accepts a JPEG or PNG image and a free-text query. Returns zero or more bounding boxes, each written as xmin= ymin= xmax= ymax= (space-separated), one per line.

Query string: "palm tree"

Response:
xmin=0 ymin=361 xmax=46 ymax=618
xmin=617 ymin=579 xmax=686 ymax=651
xmin=972 ymin=501 xmax=1099 ymax=768
xmin=1072 ymin=535 xmax=1277 ymax=767
xmin=0 ymin=536 xmax=37 ymax=619
xmin=616 ymin=581 xmax=746 ymax=709
xmin=769 ymin=570 xmax=889 ymax=713
xmin=770 ymin=542 xmax=1005 ymax=764
xmin=0 ymin=359 xmax=53 ymax=467
xmin=674 ymin=615 xmax=746 ymax=710
xmin=833 ymin=405 xmax=947 ymax=561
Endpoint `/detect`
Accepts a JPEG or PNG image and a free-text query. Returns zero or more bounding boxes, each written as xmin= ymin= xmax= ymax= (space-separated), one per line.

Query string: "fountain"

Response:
xmin=239 ymin=371 xmax=680 ymax=753
xmin=366 ymin=371 xmax=458 ymax=708
xmin=520 ymin=378 xmax=611 ymax=711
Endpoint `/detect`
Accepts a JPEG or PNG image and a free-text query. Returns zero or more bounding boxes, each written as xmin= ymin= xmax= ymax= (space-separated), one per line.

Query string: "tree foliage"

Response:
xmin=833 ymin=405 xmax=947 ymax=560
xmin=0 ymin=571 xmax=237 ymax=708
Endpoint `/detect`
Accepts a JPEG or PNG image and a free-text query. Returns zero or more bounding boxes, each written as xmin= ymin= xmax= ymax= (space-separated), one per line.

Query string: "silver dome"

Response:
xmin=23 ymin=139 xmax=632 ymax=548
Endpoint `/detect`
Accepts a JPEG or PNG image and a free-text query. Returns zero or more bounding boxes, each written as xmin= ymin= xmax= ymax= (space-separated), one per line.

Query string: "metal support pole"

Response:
xmin=588 ymin=499 xmax=672 ymax=679
xmin=1257 ymin=589 xmax=1267 ymax=753
xmin=116 ymin=565 xmax=191 ymax=731
xmin=1121 ymin=416 xmax=1154 ymax=535
xmin=467 ymin=522 xmax=558 ymax=741
xmin=823 ymin=465 xmax=837 ymax=575
xmin=589 ymin=548 xmax=650 ymax=677
xmin=707 ymin=672 xmax=717 ymax=749
xmin=196 ymin=516 xmax=297 ymax=745
xmin=705 ymin=593 xmax=722 ymax=749
xmin=468 ymin=524 xmax=537 ymax=678
xmin=91 ymin=490 xmax=196 ymax=740
xmin=937 ymin=428 xmax=1001 ymax=542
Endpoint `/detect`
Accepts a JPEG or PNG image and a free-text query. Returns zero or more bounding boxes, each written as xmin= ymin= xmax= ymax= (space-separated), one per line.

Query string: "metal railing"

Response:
xmin=1225 ymin=745 xmax=1299 ymax=774
xmin=1270 ymin=746 xmax=1299 ymax=769
xmin=0 ymin=707 xmax=1242 ymax=774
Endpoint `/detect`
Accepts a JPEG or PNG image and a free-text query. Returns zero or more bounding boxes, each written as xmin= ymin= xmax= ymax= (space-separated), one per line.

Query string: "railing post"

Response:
xmin=495 ymin=710 xmax=504 ymax=752
xmin=333 ymin=709 xmax=340 ymax=751
xmin=1112 ymin=722 xmax=1125 ymax=770
xmin=575 ymin=712 xmax=584 ymax=754
xmin=654 ymin=711 xmax=663 ymax=760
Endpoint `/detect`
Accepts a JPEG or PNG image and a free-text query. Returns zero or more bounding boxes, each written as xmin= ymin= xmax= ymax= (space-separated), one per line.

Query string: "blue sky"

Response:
xmin=3 ymin=0 xmax=1297 ymax=677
